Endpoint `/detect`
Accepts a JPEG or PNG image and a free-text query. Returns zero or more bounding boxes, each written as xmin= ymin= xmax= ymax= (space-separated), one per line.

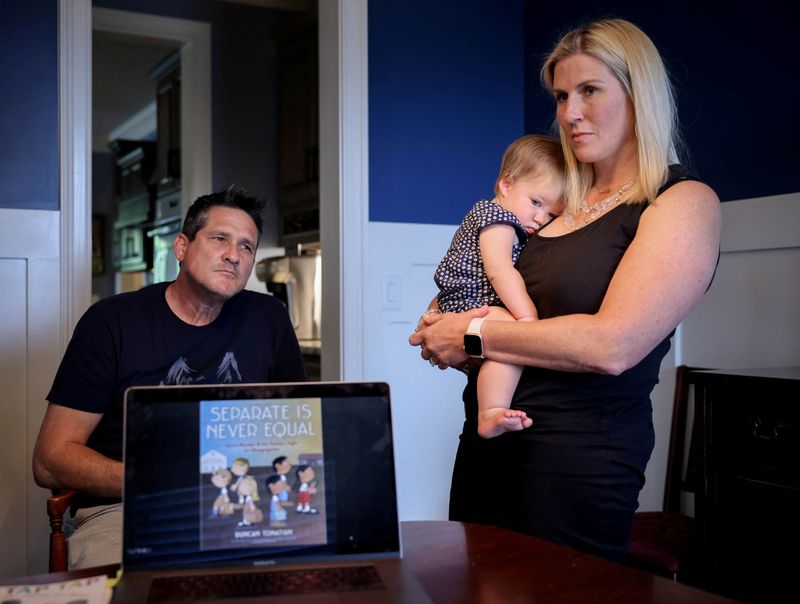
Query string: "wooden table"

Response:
xmin=403 ymin=521 xmax=737 ymax=603
xmin=2 ymin=521 xmax=737 ymax=602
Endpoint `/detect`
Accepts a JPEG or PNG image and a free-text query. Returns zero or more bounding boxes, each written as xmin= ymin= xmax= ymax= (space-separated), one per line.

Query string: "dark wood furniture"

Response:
xmin=10 ymin=521 xmax=735 ymax=602
xmin=46 ymin=489 xmax=76 ymax=572
xmin=404 ymin=521 xmax=735 ymax=603
xmin=109 ymin=139 xmax=156 ymax=273
xmin=149 ymin=51 xmax=181 ymax=195
xmin=691 ymin=367 xmax=800 ymax=602
xmin=626 ymin=365 xmax=706 ymax=582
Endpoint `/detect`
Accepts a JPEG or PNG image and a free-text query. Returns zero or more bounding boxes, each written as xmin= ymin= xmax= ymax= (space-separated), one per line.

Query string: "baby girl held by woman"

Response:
xmin=432 ymin=135 xmax=564 ymax=438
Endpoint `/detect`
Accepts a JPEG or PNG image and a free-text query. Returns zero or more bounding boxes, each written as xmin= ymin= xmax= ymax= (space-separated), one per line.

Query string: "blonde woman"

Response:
xmin=410 ymin=18 xmax=720 ymax=561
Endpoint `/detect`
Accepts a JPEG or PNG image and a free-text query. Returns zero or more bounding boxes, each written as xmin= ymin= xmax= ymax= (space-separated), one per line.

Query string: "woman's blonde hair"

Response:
xmin=493 ymin=134 xmax=565 ymax=198
xmin=540 ymin=18 xmax=680 ymax=212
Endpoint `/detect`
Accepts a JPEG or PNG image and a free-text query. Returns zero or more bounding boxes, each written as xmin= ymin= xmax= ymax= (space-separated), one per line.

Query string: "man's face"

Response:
xmin=276 ymin=460 xmax=291 ymax=475
xmin=173 ymin=206 xmax=259 ymax=302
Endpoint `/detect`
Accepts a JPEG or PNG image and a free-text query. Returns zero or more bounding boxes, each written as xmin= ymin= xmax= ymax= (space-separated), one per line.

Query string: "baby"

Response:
xmin=434 ymin=134 xmax=564 ymax=438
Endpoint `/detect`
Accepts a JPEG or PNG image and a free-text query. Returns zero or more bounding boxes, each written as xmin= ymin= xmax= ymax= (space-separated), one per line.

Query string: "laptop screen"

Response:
xmin=122 ymin=382 xmax=400 ymax=571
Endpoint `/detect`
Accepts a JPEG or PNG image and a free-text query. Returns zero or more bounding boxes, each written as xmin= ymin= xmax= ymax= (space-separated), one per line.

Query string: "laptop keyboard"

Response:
xmin=147 ymin=565 xmax=384 ymax=601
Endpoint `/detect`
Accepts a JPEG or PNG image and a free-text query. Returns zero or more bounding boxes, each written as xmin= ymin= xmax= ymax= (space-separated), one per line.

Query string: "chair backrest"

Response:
xmin=662 ymin=366 xmax=709 ymax=513
xmin=47 ymin=488 xmax=75 ymax=572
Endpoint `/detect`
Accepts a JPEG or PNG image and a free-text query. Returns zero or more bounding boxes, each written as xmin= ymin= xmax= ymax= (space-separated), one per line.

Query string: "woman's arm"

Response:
xmin=479 ymin=224 xmax=538 ymax=320
xmin=410 ymin=180 xmax=720 ymax=374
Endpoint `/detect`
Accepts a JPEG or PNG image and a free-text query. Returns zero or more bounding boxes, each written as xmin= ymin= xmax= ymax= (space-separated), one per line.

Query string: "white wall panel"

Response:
xmin=680 ymin=193 xmax=800 ymax=369
xmin=26 ymin=257 xmax=63 ymax=573
xmin=0 ymin=259 xmax=28 ymax=577
xmin=365 ymin=222 xmax=466 ymax=520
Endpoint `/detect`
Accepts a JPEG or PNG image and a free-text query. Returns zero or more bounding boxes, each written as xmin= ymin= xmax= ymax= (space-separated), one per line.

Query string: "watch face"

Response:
xmin=464 ymin=333 xmax=483 ymax=357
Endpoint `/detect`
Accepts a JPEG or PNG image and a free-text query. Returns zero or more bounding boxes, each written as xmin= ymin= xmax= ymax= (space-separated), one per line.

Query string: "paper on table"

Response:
xmin=1 ymin=574 xmax=112 ymax=604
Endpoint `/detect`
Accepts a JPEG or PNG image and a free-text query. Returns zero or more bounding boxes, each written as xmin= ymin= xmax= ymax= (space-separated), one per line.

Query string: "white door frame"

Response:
xmin=61 ymin=0 xmax=367 ymax=379
xmin=319 ymin=0 xmax=368 ymax=380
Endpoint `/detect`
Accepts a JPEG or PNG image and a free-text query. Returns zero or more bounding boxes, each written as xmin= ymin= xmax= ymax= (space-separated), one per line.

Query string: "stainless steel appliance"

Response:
xmin=146 ymin=187 xmax=182 ymax=283
xmin=256 ymin=249 xmax=321 ymax=379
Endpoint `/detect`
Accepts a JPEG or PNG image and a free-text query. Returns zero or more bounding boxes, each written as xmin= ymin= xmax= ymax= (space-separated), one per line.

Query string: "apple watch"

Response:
xmin=463 ymin=317 xmax=486 ymax=358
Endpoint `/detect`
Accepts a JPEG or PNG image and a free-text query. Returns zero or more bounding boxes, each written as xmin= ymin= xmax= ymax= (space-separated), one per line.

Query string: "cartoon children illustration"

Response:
xmin=265 ymin=475 xmax=288 ymax=526
xmin=210 ymin=468 xmax=234 ymax=517
xmin=295 ymin=465 xmax=318 ymax=514
xmin=272 ymin=456 xmax=293 ymax=503
xmin=237 ymin=475 xmax=263 ymax=526
xmin=229 ymin=457 xmax=251 ymax=504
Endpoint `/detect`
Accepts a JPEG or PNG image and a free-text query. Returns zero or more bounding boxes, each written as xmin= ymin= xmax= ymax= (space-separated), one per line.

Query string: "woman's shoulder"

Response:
xmin=651 ymin=164 xmax=717 ymax=206
xmin=646 ymin=166 xmax=720 ymax=222
xmin=658 ymin=164 xmax=707 ymax=194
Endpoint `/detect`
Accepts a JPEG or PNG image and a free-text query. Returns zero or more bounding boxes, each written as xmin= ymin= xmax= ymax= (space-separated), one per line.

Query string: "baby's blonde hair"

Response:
xmin=493 ymin=134 xmax=565 ymax=198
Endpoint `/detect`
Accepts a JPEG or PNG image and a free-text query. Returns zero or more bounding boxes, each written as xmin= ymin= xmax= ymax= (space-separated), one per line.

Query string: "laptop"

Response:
xmin=111 ymin=381 xmax=430 ymax=603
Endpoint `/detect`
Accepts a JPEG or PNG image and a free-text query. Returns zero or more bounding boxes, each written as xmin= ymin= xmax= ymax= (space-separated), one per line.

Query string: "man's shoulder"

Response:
xmin=229 ymin=287 xmax=290 ymax=318
xmin=86 ymin=283 xmax=167 ymax=317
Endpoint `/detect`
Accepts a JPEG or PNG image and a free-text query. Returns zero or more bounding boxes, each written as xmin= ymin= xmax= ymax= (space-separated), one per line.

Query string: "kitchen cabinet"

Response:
xmin=691 ymin=367 xmax=800 ymax=602
xmin=150 ymin=51 xmax=181 ymax=195
xmin=274 ymin=8 xmax=319 ymax=246
xmin=109 ymin=140 xmax=156 ymax=273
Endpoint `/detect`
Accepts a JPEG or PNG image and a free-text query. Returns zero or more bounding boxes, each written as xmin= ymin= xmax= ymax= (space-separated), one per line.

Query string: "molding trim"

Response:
xmin=92 ymin=7 xmax=212 ymax=217
xmin=319 ymin=0 xmax=368 ymax=380
xmin=59 ymin=0 xmax=92 ymax=343
xmin=0 ymin=209 xmax=60 ymax=259
xmin=720 ymin=192 xmax=800 ymax=253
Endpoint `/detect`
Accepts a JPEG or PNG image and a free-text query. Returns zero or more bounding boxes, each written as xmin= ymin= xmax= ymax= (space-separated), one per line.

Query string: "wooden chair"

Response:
xmin=47 ymin=488 xmax=76 ymax=572
xmin=626 ymin=366 xmax=708 ymax=583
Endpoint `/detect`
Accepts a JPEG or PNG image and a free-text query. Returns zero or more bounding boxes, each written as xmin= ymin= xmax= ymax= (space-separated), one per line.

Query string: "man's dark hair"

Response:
xmin=181 ymin=185 xmax=265 ymax=240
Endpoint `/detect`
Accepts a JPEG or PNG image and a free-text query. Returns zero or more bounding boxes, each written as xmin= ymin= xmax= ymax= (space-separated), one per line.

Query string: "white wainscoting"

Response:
xmin=364 ymin=221 xmax=466 ymax=521
xmin=679 ymin=193 xmax=800 ymax=369
xmin=0 ymin=210 xmax=64 ymax=577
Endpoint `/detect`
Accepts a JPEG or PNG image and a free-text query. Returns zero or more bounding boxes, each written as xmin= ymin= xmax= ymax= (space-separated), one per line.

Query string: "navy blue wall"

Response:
xmin=0 ymin=0 xmax=58 ymax=210
xmin=368 ymin=0 xmax=525 ymax=225
xmin=522 ymin=1 xmax=799 ymax=203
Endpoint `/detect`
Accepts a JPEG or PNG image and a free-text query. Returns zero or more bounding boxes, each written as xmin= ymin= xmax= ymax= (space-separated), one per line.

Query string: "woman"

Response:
xmin=409 ymin=18 xmax=720 ymax=562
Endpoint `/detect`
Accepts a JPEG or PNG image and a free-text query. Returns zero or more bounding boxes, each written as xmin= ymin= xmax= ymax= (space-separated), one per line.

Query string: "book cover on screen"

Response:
xmin=199 ymin=397 xmax=326 ymax=550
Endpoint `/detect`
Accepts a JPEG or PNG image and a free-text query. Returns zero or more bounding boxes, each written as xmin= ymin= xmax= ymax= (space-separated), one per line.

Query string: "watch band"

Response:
xmin=463 ymin=317 xmax=486 ymax=358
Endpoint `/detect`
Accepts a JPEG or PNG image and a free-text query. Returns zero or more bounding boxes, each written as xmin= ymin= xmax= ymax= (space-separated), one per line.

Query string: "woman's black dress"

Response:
xmin=449 ymin=166 xmax=699 ymax=561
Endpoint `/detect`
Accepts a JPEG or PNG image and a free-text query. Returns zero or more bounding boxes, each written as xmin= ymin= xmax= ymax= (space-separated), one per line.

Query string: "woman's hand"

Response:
xmin=409 ymin=306 xmax=489 ymax=369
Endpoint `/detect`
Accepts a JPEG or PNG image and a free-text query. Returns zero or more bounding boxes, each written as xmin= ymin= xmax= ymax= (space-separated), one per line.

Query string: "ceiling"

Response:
xmin=92 ymin=30 xmax=178 ymax=152
xmin=91 ymin=0 xmax=312 ymax=153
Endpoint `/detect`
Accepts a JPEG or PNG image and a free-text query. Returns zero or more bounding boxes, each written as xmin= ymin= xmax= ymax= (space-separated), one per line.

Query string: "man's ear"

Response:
xmin=173 ymin=233 xmax=189 ymax=262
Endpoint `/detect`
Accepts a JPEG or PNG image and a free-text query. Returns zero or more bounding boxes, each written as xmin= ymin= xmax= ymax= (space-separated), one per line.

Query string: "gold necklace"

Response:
xmin=563 ymin=177 xmax=637 ymax=232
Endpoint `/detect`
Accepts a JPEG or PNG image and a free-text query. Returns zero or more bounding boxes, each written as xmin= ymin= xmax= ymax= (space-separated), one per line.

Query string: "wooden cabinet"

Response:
xmin=274 ymin=9 xmax=319 ymax=246
xmin=691 ymin=367 xmax=800 ymax=602
xmin=149 ymin=51 xmax=181 ymax=195
xmin=109 ymin=140 xmax=156 ymax=273
xmin=110 ymin=51 xmax=180 ymax=279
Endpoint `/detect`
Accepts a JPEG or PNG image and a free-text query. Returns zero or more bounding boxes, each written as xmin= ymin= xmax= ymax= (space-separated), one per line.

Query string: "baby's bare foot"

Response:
xmin=478 ymin=408 xmax=532 ymax=439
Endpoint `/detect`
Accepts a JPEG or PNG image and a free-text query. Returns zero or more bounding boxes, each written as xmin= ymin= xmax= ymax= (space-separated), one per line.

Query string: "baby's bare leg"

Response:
xmin=476 ymin=307 xmax=533 ymax=439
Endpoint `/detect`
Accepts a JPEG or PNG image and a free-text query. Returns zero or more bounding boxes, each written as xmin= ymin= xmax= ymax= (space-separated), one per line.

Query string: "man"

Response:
xmin=33 ymin=187 xmax=305 ymax=569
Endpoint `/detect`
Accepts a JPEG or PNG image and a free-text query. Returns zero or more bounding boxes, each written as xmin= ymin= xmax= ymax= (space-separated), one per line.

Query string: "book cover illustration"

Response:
xmin=199 ymin=397 xmax=326 ymax=550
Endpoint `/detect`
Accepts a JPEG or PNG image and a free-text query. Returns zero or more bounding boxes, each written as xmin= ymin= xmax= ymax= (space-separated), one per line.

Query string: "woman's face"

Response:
xmin=552 ymin=53 xmax=636 ymax=168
